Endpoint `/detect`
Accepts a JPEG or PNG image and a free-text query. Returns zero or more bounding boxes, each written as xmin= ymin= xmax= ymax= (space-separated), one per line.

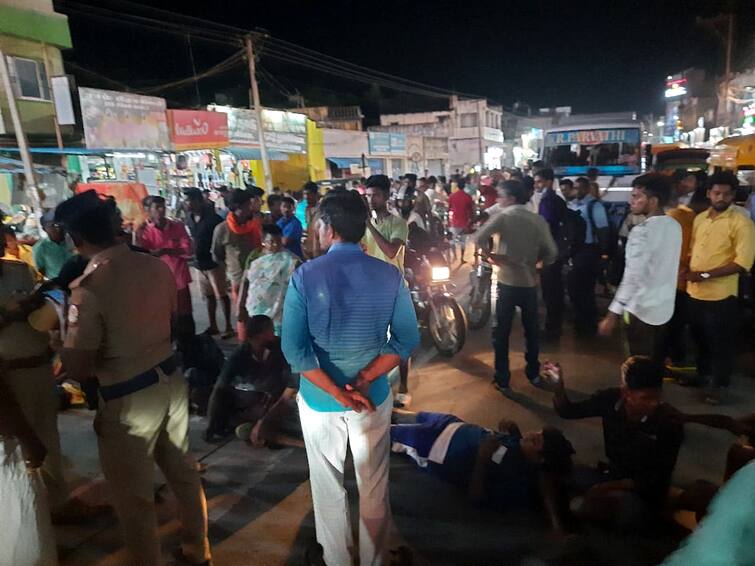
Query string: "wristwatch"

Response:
xmin=700 ymin=272 xmax=711 ymax=279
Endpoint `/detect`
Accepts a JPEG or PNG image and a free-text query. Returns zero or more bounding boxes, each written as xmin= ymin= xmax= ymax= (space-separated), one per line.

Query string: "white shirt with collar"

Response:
xmin=608 ymin=214 xmax=682 ymax=326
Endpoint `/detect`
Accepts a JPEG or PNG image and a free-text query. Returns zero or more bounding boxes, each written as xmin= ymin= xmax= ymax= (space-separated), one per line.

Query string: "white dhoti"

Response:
xmin=298 ymin=395 xmax=393 ymax=566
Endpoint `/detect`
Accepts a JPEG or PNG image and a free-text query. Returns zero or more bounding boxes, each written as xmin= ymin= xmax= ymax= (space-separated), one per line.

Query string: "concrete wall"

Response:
xmin=322 ymin=128 xmax=368 ymax=158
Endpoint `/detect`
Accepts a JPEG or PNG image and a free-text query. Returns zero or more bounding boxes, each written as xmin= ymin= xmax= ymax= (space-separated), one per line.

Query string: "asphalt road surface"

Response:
xmin=56 ymin=262 xmax=755 ymax=565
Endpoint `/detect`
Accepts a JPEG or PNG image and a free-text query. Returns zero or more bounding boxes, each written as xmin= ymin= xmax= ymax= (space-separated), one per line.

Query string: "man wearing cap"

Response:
xmin=32 ymin=211 xmax=72 ymax=279
xmin=552 ymin=356 xmax=684 ymax=528
xmin=57 ymin=191 xmax=211 ymax=566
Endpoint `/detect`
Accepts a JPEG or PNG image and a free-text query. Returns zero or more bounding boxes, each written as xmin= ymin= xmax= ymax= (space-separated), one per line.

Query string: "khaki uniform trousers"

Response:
xmin=6 ymin=363 xmax=67 ymax=510
xmin=95 ymin=369 xmax=210 ymax=566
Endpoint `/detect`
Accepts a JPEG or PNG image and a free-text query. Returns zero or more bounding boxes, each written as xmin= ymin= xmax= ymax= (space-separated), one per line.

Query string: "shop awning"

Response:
xmin=327 ymin=157 xmax=363 ymax=169
xmin=226 ymin=147 xmax=289 ymax=161
xmin=0 ymin=156 xmax=61 ymax=174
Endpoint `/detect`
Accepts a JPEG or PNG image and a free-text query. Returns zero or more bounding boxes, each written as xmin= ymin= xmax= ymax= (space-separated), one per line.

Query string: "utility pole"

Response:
xmin=0 ymin=47 xmax=42 ymax=235
xmin=245 ymin=34 xmax=273 ymax=191
xmin=722 ymin=12 xmax=734 ymax=128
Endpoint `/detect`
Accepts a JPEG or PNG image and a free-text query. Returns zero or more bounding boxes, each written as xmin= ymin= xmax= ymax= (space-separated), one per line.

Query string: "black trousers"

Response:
xmin=492 ymin=284 xmax=540 ymax=387
xmin=541 ymin=260 xmax=564 ymax=334
xmin=664 ymin=291 xmax=690 ymax=365
xmin=688 ymin=296 xmax=738 ymax=388
xmin=622 ymin=313 xmax=669 ymax=364
xmin=567 ymin=245 xmax=601 ymax=334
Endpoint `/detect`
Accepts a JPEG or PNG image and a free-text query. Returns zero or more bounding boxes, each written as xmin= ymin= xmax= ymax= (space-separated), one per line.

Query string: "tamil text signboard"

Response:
xmin=79 ymin=88 xmax=169 ymax=150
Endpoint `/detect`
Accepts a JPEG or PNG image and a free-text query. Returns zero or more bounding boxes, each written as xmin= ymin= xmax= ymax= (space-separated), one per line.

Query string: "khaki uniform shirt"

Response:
xmin=0 ymin=260 xmax=49 ymax=360
xmin=64 ymin=244 xmax=176 ymax=387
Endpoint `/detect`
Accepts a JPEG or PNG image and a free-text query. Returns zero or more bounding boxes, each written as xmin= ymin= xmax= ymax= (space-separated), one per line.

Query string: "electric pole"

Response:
xmin=0 ymin=47 xmax=42 ymax=235
xmin=723 ymin=12 xmax=734 ymax=127
xmin=245 ymin=34 xmax=273 ymax=191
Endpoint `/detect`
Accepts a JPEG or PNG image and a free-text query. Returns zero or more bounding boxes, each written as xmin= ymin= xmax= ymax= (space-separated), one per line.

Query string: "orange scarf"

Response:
xmin=227 ymin=213 xmax=260 ymax=235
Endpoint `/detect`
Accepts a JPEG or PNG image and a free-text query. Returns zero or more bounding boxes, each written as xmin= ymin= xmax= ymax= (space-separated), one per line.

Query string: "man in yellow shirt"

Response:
xmin=362 ymin=174 xmax=408 ymax=274
xmin=686 ymin=171 xmax=755 ymax=404
xmin=362 ymin=174 xmax=412 ymax=405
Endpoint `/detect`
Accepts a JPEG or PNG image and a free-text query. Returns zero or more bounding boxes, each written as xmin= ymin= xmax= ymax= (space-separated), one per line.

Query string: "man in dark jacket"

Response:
xmin=183 ymin=188 xmax=232 ymax=337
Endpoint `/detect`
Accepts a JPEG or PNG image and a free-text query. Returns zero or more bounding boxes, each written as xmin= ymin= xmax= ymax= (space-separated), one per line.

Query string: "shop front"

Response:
xmin=77 ymin=87 xmax=171 ymax=194
xmin=207 ymin=105 xmax=312 ymax=191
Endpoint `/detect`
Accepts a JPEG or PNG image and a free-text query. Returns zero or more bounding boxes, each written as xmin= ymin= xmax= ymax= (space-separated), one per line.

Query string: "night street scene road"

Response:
xmin=1 ymin=1 xmax=754 ymax=565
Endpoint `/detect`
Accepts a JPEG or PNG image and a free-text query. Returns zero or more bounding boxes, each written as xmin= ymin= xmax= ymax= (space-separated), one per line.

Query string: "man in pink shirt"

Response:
xmin=138 ymin=196 xmax=194 ymax=322
xmin=448 ymin=177 xmax=475 ymax=263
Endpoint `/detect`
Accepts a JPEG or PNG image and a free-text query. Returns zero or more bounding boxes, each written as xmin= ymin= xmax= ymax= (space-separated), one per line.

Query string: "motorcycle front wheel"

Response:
xmin=467 ymin=280 xmax=491 ymax=330
xmin=428 ymin=295 xmax=467 ymax=357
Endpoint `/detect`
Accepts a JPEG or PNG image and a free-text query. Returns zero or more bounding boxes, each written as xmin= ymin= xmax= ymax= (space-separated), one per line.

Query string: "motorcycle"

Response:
xmin=405 ymin=243 xmax=467 ymax=357
xmin=467 ymin=252 xmax=493 ymax=329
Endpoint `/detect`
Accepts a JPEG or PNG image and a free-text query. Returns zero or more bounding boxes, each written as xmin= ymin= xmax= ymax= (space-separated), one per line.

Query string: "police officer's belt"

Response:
xmin=98 ymin=356 xmax=177 ymax=402
xmin=0 ymin=351 xmax=52 ymax=371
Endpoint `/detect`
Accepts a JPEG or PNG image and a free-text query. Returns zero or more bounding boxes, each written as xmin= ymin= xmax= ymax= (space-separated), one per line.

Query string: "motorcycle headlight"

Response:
xmin=431 ymin=266 xmax=450 ymax=281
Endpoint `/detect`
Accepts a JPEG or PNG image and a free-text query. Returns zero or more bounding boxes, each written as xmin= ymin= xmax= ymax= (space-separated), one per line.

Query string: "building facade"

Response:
xmin=0 ymin=0 xmax=73 ymax=143
xmin=372 ymin=96 xmax=505 ymax=176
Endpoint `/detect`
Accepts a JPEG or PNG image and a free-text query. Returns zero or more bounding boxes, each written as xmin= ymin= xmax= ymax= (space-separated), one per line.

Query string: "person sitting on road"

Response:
xmin=390 ymin=410 xmax=575 ymax=535
xmin=550 ymin=356 xmax=684 ymax=530
xmin=204 ymin=315 xmax=295 ymax=442
xmin=174 ymin=317 xmax=225 ymax=416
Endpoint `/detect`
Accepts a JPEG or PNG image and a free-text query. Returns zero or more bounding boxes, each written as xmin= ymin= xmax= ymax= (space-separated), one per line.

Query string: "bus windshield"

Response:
xmin=543 ymin=127 xmax=641 ymax=176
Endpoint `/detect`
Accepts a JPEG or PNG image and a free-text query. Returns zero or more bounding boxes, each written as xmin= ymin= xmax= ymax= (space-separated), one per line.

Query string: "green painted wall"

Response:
xmin=0 ymin=35 xmax=67 ymax=136
xmin=0 ymin=4 xmax=72 ymax=48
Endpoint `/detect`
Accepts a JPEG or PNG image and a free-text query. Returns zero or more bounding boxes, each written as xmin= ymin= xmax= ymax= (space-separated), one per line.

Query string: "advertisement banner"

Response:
xmin=75 ymin=182 xmax=149 ymax=228
xmin=368 ymin=132 xmax=391 ymax=154
xmin=369 ymin=132 xmax=406 ymax=155
xmin=79 ymin=88 xmax=169 ymax=150
xmin=167 ymin=109 xmax=229 ymax=150
xmin=208 ymin=106 xmax=307 ymax=154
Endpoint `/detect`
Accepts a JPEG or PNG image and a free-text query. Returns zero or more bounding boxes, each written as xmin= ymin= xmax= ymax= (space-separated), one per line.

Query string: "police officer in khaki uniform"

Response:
xmin=57 ymin=192 xmax=211 ymax=566
xmin=0 ymin=231 xmax=67 ymax=514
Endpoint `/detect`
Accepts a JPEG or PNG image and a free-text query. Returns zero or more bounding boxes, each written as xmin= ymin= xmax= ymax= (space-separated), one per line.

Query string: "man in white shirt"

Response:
xmin=598 ymin=174 xmax=681 ymax=362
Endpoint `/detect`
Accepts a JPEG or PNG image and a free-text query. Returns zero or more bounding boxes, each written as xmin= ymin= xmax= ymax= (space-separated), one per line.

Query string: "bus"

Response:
xmin=543 ymin=121 xmax=642 ymax=177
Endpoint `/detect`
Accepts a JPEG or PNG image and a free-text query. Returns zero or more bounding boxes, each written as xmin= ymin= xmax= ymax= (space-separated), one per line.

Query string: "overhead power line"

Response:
xmin=55 ymin=0 xmax=495 ymax=103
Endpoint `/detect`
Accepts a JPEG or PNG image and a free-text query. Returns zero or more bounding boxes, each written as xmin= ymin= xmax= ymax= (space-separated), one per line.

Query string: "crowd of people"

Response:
xmin=0 ymin=163 xmax=754 ymax=566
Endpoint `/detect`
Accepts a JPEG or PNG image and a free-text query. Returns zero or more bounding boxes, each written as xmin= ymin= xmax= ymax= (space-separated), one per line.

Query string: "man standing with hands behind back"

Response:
xmin=283 ymin=189 xmax=419 ymax=565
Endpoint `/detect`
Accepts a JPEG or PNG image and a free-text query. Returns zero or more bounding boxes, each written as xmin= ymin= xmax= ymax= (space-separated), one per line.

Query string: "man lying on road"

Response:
xmin=390 ymin=410 xmax=575 ymax=536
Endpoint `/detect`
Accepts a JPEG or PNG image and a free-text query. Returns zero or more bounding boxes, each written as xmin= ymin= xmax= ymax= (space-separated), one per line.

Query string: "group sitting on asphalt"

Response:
xmin=1 ymin=167 xmax=754 ymax=566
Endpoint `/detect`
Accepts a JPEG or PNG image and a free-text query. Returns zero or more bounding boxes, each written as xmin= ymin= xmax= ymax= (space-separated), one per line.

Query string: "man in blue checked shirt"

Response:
xmin=282 ymin=188 xmax=419 ymax=566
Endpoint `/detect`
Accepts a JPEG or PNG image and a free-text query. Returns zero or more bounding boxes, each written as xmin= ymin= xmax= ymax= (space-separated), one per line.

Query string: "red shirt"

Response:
xmin=448 ymin=189 xmax=474 ymax=228
xmin=479 ymin=185 xmax=498 ymax=210
xmin=138 ymin=219 xmax=193 ymax=290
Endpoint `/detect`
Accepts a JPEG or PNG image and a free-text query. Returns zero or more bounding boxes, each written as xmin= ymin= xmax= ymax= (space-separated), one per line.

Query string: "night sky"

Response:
xmin=59 ymin=0 xmax=755 ymax=120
